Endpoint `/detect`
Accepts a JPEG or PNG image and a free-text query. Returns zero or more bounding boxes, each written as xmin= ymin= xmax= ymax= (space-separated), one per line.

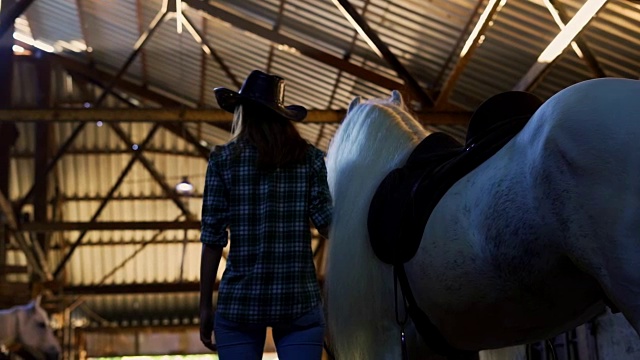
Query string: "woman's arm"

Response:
xmin=199 ymin=243 xmax=223 ymax=351
xmin=309 ymin=149 xmax=333 ymax=239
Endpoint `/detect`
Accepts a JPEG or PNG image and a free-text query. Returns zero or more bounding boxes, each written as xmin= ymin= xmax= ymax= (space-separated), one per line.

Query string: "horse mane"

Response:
xmin=325 ymin=91 xmax=427 ymax=359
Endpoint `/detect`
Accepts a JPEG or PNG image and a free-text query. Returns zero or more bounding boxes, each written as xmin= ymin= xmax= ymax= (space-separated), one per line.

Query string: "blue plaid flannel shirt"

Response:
xmin=200 ymin=139 xmax=333 ymax=323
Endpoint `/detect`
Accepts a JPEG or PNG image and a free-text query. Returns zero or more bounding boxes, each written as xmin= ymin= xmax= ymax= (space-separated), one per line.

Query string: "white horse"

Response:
xmin=325 ymin=78 xmax=640 ymax=359
xmin=0 ymin=298 xmax=61 ymax=360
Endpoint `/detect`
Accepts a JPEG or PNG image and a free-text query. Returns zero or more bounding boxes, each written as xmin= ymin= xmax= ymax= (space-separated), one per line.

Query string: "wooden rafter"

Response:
xmin=513 ymin=0 xmax=608 ymax=91
xmin=183 ymin=0 xmax=405 ymax=91
xmin=0 ymin=108 xmax=472 ymax=125
xmin=64 ymin=281 xmax=205 ymax=295
xmin=197 ymin=17 xmax=208 ymax=107
xmin=25 ymin=221 xmax=200 ymax=232
xmin=265 ymin=0 xmax=286 ymax=73
xmin=0 ymin=190 xmax=50 ymax=280
xmin=182 ymin=12 xmax=241 ymax=89
xmin=135 ymin=0 xmax=149 ymax=87
xmin=544 ymin=0 xmax=606 ymax=78
xmin=59 ymin=194 xmax=203 ymax=201
xmin=0 ymin=0 xmax=36 ymax=38
xmin=331 ymin=0 xmax=434 ymax=107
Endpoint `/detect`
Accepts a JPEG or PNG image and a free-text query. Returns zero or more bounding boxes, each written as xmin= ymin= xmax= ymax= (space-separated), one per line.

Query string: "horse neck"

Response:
xmin=0 ymin=309 xmax=18 ymax=346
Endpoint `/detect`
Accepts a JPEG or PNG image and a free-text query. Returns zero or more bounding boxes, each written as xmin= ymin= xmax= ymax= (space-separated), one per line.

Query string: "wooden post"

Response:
xmin=0 ymin=0 xmax=18 ymax=284
xmin=34 ymin=54 xmax=52 ymax=254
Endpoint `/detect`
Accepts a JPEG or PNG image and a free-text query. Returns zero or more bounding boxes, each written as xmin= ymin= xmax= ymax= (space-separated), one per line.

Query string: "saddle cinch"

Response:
xmin=367 ymin=91 xmax=544 ymax=359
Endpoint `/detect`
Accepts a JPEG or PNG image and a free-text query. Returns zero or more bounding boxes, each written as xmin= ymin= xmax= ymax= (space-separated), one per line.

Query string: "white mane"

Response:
xmin=325 ymin=91 xmax=427 ymax=359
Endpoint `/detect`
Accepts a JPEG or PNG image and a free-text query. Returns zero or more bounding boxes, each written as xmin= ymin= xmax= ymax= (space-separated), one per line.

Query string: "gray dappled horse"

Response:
xmin=324 ymin=78 xmax=640 ymax=359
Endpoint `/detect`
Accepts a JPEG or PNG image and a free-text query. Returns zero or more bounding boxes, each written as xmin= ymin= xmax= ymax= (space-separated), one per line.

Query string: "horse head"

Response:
xmin=14 ymin=297 xmax=61 ymax=360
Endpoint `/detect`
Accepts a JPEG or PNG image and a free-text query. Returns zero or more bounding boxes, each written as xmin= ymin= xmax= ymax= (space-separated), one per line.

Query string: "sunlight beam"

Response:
xmin=513 ymin=0 xmax=608 ymax=91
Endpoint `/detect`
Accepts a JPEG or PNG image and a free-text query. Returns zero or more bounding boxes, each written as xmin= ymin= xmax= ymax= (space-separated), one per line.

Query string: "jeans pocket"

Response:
xmin=292 ymin=304 xmax=325 ymax=329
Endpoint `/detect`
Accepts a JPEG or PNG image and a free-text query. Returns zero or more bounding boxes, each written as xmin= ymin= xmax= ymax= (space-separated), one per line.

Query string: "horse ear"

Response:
xmin=348 ymin=96 xmax=361 ymax=114
xmin=28 ymin=295 xmax=42 ymax=312
xmin=390 ymin=90 xmax=404 ymax=106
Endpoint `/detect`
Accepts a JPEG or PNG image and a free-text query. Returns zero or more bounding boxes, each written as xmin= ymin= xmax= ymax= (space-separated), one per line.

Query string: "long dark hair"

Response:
xmin=231 ymin=105 xmax=309 ymax=171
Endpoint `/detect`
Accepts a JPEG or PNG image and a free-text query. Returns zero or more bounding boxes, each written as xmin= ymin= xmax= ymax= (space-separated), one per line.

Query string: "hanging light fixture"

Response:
xmin=175 ymin=176 xmax=194 ymax=195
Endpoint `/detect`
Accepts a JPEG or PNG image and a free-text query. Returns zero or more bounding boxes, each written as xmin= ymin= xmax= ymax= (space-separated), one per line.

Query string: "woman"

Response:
xmin=199 ymin=70 xmax=332 ymax=360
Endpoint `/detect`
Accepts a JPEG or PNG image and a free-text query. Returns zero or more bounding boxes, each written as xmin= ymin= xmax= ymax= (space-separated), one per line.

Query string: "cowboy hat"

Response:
xmin=213 ymin=70 xmax=307 ymax=122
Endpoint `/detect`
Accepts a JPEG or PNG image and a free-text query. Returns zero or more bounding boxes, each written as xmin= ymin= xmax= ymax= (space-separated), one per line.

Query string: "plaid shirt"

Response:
xmin=200 ymin=139 xmax=333 ymax=324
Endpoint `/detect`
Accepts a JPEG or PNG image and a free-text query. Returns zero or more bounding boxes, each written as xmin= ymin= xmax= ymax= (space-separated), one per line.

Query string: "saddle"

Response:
xmin=368 ymin=91 xmax=543 ymax=265
xmin=367 ymin=91 xmax=543 ymax=358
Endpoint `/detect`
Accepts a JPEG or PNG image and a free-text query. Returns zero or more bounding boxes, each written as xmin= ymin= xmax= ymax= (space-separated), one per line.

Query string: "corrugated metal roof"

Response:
xmin=3 ymin=0 xmax=640 ymax=344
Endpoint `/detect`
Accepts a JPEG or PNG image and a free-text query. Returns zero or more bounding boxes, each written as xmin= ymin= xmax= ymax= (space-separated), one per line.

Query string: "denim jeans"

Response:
xmin=213 ymin=304 xmax=325 ymax=360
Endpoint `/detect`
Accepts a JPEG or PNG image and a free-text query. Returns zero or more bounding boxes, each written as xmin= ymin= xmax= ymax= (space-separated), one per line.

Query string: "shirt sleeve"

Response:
xmin=200 ymin=151 xmax=229 ymax=247
xmin=309 ymin=147 xmax=333 ymax=229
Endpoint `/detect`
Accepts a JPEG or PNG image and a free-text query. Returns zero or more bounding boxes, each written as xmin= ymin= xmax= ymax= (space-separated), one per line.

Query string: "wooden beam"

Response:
xmin=0 ymin=0 xmax=36 ymax=38
xmin=55 ymin=238 xmax=200 ymax=247
xmin=183 ymin=0 xmax=405 ymax=91
xmin=0 ymin=0 xmax=15 ymax=108
xmin=47 ymin=54 xmax=187 ymax=107
xmin=34 ymin=56 xmax=52 ymax=254
xmin=79 ymin=324 xmax=201 ymax=333
xmin=0 ymin=190 xmax=50 ymax=280
xmin=182 ymin=12 xmax=241 ymax=89
xmin=0 ymin=0 xmax=17 ymax=279
xmin=23 ymin=221 xmax=201 ymax=232
xmin=63 ymin=281 xmax=205 ymax=295
xmin=135 ymin=0 xmax=149 ymax=87
xmin=513 ymin=0 xmax=608 ymax=91
xmin=59 ymin=194 xmax=203 ymax=201
xmin=0 ymin=265 xmax=27 ymax=274
xmin=0 ymin=108 xmax=472 ymax=125
xmin=331 ymin=0 xmax=433 ymax=107
xmin=544 ymin=0 xmax=606 ymax=78
xmin=13 ymin=148 xmax=205 ymax=158
xmin=64 ymin=278 xmax=325 ymax=296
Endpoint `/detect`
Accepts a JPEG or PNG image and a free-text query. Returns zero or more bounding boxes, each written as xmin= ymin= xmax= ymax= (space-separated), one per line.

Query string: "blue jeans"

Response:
xmin=214 ymin=304 xmax=325 ymax=360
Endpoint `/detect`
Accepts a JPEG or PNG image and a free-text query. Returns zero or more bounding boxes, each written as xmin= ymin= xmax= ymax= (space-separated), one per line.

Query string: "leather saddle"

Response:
xmin=368 ymin=91 xmax=543 ymax=265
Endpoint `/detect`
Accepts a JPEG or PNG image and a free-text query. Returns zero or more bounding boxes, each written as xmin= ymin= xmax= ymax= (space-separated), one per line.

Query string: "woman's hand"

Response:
xmin=199 ymin=307 xmax=217 ymax=351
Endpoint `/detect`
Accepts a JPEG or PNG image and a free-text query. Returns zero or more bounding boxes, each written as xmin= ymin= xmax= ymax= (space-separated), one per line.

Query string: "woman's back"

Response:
xmin=208 ymin=140 xmax=331 ymax=323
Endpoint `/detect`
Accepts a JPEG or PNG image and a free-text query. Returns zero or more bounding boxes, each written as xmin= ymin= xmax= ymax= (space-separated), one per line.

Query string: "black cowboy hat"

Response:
xmin=213 ymin=70 xmax=307 ymax=122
